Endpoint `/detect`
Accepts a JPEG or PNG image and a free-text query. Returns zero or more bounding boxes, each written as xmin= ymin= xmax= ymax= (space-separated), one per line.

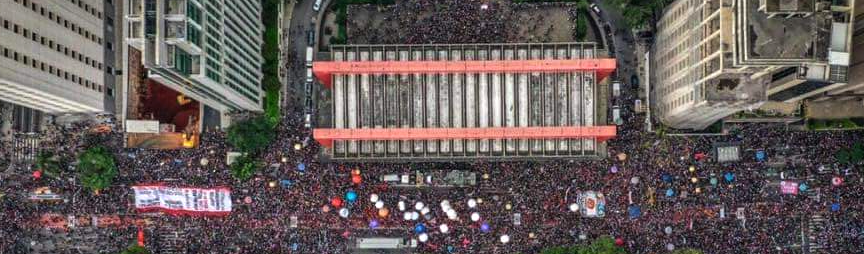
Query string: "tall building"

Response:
xmin=124 ymin=0 xmax=264 ymax=115
xmin=0 ymin=0 xmax=117 ymax=117
xmin=651 ymin=0 xmax=856 ymax=130
xmin=845 ymin=0 xmax=864 ymax=94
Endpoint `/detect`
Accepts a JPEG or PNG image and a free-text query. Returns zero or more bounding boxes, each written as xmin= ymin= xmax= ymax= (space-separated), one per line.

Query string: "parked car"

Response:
xmin=313 ymin=0 xmax=322 ymax=11
xmin=590 ymin=3 xmax=601 ymax=15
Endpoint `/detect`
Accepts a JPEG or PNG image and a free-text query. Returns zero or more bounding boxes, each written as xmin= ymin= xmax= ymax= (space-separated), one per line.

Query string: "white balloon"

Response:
xmin=439 ymin=224 xmax=449 ymax=233
xmin=666 ymin=243 xmax=675 ymax=251
xmin=403 ymin=212 xmax=412 ymax=221
xmin=569 ymin=203 xmax=579 ymax=212
xmin=370 ymin=194 xmax=379 ymax=203
xmin=470 ymin=212 xmax=480 ymax=222
xmin=440 ymin=200 xmax=450 ymax=208
xmin=339 ymin=208 xmax=349 ymax=218
xmin=418 ymin=233 xmax=429 ymax=242
xmin=421 ymin=207 xmax=430 ymax=215
xmin=398 ymin=201 xmax=406 ymax=211
xmin=500 ymin=234 xmax=510 ymax=244
xmin=415 ymin=202 xmax=425 ymax=211
xmin=411 ymin=211 xmax=420 ymax=221
xmin=375 ymin=201 xmax=384 ymax=209
xmin=664 ymin=226 xmax=672 ymax=235
xmin=467 ymin=198 xmax=477 ymax=208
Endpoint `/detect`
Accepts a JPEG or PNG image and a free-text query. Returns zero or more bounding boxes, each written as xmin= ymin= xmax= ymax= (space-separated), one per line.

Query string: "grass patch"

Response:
xmin=807 ymin=118 xmax=863 ymax=130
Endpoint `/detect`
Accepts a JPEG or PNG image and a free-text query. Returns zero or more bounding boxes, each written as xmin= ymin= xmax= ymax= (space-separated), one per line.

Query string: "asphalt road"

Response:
xmin=283 ymin=0 xmax=321 ymax=114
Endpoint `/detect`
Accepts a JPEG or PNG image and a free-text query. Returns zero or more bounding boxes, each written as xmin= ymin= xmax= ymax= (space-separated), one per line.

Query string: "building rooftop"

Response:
xmin=742 ymin=0 xmax=830 ymax=61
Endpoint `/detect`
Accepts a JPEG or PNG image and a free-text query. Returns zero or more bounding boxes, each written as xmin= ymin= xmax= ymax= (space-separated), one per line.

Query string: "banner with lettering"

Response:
xmin=132 ymin=185 xmax=232 ymax=216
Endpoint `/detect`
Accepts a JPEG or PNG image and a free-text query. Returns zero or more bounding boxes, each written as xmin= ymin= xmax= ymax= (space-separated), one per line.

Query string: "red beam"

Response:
xmin=313 ymin=126 xmax=617 ymax=148
xmin=313 ymin=59 xmax=617 ymax=89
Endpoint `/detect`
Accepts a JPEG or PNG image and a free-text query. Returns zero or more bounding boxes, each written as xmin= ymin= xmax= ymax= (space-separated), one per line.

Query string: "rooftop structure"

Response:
xmin=314 ymin=43 xmax=616 ymax=160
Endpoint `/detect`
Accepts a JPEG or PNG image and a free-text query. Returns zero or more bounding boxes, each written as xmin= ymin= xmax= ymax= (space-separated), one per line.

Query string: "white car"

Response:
xmin=313 ymin=0 xmax=322 ymax=11
xmin=590 ymin=3 xmax=601 ymax=15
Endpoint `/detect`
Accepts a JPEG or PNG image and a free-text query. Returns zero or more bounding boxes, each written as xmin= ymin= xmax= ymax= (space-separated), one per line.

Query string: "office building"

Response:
xmin=124 ymin=0 xmax=264 ymax=116
xmin=0 ymin=0 xmax=119 ymax=135
xmin=651 ymin=0 xmax=856 ymax=130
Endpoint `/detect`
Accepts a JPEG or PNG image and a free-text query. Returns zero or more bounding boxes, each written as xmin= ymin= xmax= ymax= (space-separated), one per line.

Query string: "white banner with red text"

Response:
xmin=132 ymin=185 xmax=232 ymax=216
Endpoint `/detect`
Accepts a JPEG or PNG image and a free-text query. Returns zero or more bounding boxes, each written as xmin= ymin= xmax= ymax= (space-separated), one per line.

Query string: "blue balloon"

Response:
xmin=415 ymin=223 xmax=426 ymax=233
xmin=297 ymin=163 xmax=306 ymax=172
xmin=724 ymin=172 xmax=735 ymax=182
xmin=369 ymin=219 xmax=380 ymax=229
xmin=756 ymin=151 xmax=766 ymax=161
xmin=480 ymin=223 xmax=491 ymax=233
xmin=831 ymin=203 xmax=841 ymax=212
xmin=346 ymin=191 xmax=358 ymax=202
xmin=799 ymin=183 xmax=808 ymax=192
xmin=666 ymin=189 xmax=675 ymax=197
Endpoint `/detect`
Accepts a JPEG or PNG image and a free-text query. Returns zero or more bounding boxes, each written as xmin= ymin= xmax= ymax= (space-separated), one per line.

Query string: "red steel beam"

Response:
xmin=313 ymin=126 xmax=617 ymax=148
xmin=313 ymin=59 xmax=617 ymax=89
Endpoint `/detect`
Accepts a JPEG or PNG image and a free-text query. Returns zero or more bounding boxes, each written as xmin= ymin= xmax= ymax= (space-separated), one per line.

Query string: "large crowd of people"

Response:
xmin=2 ymin=1 xmax=864 ymax=253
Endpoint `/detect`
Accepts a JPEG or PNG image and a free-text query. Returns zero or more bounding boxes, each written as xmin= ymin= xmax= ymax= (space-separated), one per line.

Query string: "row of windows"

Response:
xmin=0 ymin=44 xmax=103 ymax=93
xmin=0 ymin=18 xmax=104 ymax=71
xmin=68 ymin=0 xmax=104 ymax=20
xmin=12 ymin=0 xmax=104 ymax=45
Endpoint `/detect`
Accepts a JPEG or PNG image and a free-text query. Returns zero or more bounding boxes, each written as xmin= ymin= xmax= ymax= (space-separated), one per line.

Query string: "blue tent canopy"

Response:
xmin=628 ymin=205 xmax=641 ymax=219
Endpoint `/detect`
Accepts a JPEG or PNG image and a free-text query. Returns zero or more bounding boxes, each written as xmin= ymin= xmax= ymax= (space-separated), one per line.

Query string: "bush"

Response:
xmin=264 ymin=87 xmax=280 ymax=125
xmin=227 ymin=116 xmax=276 ymax=153
xmin=77 ymin=146 xmax=118 ymax=193
xmin=230 ymin=155 xmax=260 ymax=181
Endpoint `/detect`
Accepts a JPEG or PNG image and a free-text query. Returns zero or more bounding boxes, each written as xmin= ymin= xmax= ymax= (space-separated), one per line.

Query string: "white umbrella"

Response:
xmin=415 ymin=202 xmax=425 ymax=211
xmin=439 ymin=224 xmax=449 ymax=233
xmin=370 ymin=194 xmax=379 ymax=203
xmin=398 ymin=201 xmax=406 ymax=211
xmin=410 ymin=211 xmax=420 ymax=221
xmin=339 ymin=208 xmax=349 ymax=218
xmin=375 ymin=201 xmax=384 ymax=209
xmin=470 ymin=212 xmax=480 ymax=222
xmin=403 ymin=212 xmax=412 ymax=221
xmin=500 ymin=235 xmax=510 ymax=244
xmin=446 ymin=210 xmax=458 ymax=220
xmin=569 ymin=203 xmax=579 ymax=212
xmin=200 ymin=158 xmax=209 ymax=166
xmin=440 ymin=200 xmax=450 ymax=209
xmin=418 ymin=233 xmax=429 ymax=242
xmin=630 ymin=177 xmax=640 ymax=184
xmin=421 ymin=207 xmax=430 ymax=215
xmin=467 ymin=198 xmax=478 ymax=208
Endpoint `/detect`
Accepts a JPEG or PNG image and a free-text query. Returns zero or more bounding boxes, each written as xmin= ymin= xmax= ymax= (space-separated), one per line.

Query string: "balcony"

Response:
xmin=165 ymin=21 xmax=186 ymax=40
xmin=127 ymin=0 xmax=143 ymax=18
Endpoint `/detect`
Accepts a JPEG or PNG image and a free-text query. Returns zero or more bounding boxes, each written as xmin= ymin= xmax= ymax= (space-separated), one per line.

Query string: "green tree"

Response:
xmin=230 ymin=155 xmax=260 ymax=181
xmin=118 ymin=245 xmax=150 ymax=254
xmin=226 ymin=116 xmax=276 ymax=153
xmin=836 ymin=149 xmax=851 ymax=164
xmin=851 ymin=143 xmax=864 ymax=164
xmin=35 ymin=151 xmax=62 ymax=178
xmin=77 ymin=146 xmax=118 ymax=193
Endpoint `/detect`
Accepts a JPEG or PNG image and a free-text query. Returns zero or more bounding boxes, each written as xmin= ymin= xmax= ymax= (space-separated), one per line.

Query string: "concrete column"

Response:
xmin=0 ymin=101 xmax=12 ymax=141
